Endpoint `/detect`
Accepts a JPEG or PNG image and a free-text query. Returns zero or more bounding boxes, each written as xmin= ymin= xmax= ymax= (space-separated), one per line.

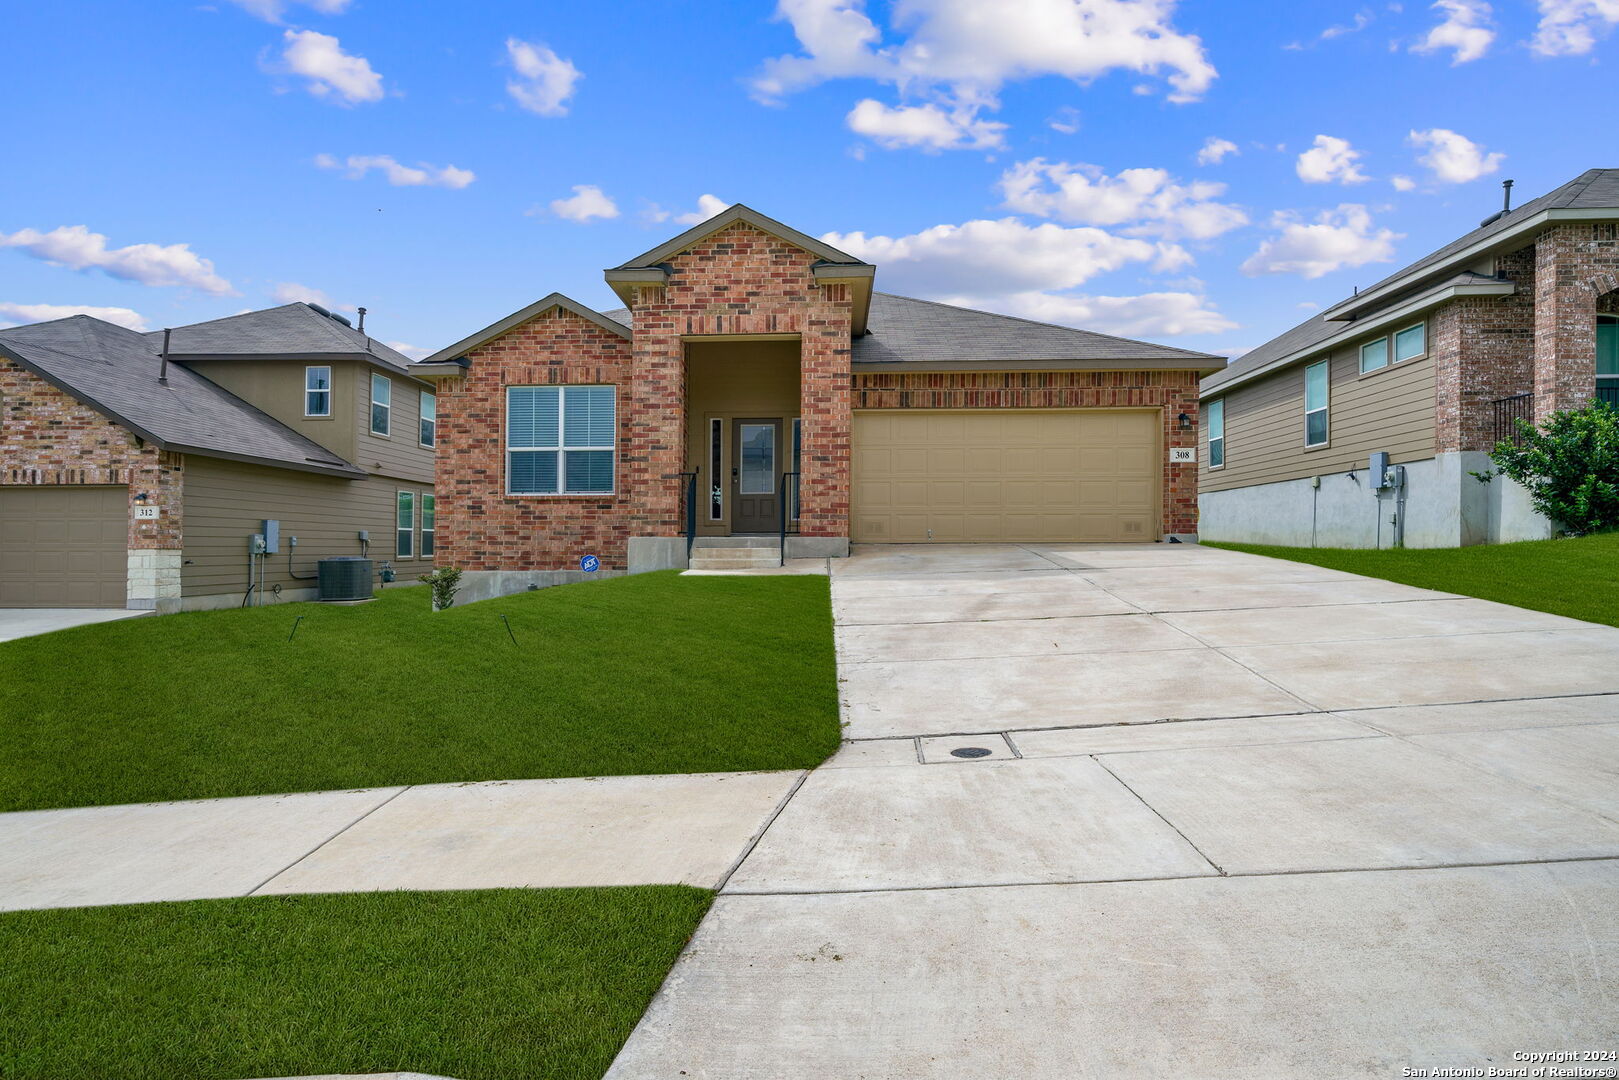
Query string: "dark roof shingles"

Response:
xmin=152 ymin=303 xmax=416 ymax=374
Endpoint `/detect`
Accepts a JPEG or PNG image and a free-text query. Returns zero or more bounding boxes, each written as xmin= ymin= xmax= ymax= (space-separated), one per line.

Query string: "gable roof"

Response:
xmin=600 ymin=292 xmax=1223 ymax=372
xmin=611 ymin=203 xmax=869 ymax=270
xmin=0 ymin=316 xmax=365 ymax=477
xmin=153 ymin=303 xmax=419 ymax=375
xmin=418 ymin=293 xmax=630 ymax=367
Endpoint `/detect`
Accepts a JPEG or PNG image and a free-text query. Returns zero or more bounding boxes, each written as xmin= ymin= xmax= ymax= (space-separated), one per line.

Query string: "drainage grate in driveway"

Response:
xmin=918 ymin=733 xmax=1019 ymax=764
xmin=950 ymin=747 xmax=994 ymax=759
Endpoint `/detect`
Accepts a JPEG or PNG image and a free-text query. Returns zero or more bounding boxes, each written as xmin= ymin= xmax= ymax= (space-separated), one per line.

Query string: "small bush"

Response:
xmin=418 ymin=566 xmax=463 ymax=611
xmin=1490 ymin=403 xmax=1619 ymax=535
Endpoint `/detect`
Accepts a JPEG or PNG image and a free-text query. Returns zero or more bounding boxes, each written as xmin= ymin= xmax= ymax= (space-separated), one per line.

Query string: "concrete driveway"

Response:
xmin=0 ymin=608 xmax=147 ymax=643
xmin=609 ymin=543 xmax=1619 ymax=1079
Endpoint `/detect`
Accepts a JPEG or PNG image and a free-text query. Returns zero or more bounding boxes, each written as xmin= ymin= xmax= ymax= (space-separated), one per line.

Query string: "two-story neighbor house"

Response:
xmin=1199 ymin=169 xmax=1619 ymax=548
xmin=412 ymin=204 xmax=1223 ymax=582
xmin=0 ymin=303 xmax=436 ymax=610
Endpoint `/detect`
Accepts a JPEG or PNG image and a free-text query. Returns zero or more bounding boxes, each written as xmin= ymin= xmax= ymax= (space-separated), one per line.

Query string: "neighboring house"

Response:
xmin=1199 ymin=168 xmax=1619 ymax=548
xmin=0 ymin=303 xmax=436 ymax=610
xmin=412 ymin=204 xmax=1220 ymax=584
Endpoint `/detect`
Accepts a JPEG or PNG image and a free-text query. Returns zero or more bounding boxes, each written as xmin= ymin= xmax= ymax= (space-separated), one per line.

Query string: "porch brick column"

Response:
xmin=798 ymin=290 xmax=852 ymax=539
xmin=627 ymin=286 xmax=684 ymax=537
xmin=1533 ymin=224 xmax=1617 ymax=421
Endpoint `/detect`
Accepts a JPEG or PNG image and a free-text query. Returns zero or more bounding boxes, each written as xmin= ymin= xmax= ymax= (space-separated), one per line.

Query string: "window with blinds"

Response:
xmin=507 ymin=385 xmax=616 ymax=495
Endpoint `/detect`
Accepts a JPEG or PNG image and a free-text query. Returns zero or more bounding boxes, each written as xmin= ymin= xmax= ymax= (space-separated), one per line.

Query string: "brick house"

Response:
xmin=1199 ymin=169 xmax=1619 ymax=548
xmin=412 ymin=205 xmax=1222 ymax=581
xmin=0 ymin=304 xmax=435 ymax=609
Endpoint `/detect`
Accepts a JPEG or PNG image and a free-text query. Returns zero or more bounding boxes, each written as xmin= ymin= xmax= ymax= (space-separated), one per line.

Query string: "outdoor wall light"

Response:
xmin=1177 ymin=412 xmax=1192 ymax=429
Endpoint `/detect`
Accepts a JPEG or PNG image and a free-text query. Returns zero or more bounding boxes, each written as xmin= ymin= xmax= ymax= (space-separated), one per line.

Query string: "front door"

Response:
xmin=732 ymin=418 xmax=780 ymax=533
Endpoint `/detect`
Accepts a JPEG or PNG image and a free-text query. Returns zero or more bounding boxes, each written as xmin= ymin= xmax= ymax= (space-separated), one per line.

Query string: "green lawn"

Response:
xmin=1206 ymin=531 xmax=1619 ymax=627
xmin=0 ymin=886 xmax=710 ymax=1080
xmin=0 ymin=572 xmax=840 ymax=812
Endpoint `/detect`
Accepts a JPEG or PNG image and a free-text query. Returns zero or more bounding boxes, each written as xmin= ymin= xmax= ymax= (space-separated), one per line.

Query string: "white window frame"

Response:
xmin=304 ymin=365 xmax=332 ymax=417
xmin=419 ymin=391 xmax=436 ymax=448
xmin=395 ymin=490 xmax=415 ymax=558
xmin=1359 ymin=337 xmax=1389 ymax=375
xmin=505 ymin=385 xmax=616 ymax=496
xmin=1206 ymin=398 xmax=1225 ymax=469
xmin=1304 ymin=360 xmax=1330 ymax=448
xmin=371 ymin=374 xmax=392 ymax=436
xmin=420 ymin=492 xmax=435 ymax=559
xmin=1393 ymin=322 xmax=1427 ymax=364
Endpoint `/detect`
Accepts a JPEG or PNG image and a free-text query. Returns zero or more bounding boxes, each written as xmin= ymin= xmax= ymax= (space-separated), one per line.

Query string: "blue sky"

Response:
xmin=1 ymin=0 xmax=1611 ymax=359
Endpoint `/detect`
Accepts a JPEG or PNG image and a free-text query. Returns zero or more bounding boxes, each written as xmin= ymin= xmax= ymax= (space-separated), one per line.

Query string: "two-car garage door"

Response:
xmin=852 ymin=410 xmax=1160 ymax=543
xmin=0 ymin=487 xmax=128 ymax=607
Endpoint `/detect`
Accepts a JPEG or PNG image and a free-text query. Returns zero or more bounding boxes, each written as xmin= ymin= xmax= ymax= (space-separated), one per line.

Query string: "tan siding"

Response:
xmin=180 ymin=456 xmax=433 ymax=598
xmin=181 ymin=357 xmax=360 ymax=464
xmin=1201 ymin=339 xmax=1436 ymax=493
xmin=356 ymin=364 xmax=435 ymax=484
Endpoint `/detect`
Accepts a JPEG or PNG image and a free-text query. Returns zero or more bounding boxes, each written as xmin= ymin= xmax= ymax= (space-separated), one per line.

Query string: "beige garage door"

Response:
xmin=852 ymin=410 xmax=1160 ymax=543
xmin=0 ymin=487 xmax=128 ymax=607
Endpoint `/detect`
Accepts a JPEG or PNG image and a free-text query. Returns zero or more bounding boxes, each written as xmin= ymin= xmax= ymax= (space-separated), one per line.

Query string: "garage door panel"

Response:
xmin=0 ymin=486 xmax=127 ymax=608
xmin=852 ymin=410 xmax=1160 ymax=543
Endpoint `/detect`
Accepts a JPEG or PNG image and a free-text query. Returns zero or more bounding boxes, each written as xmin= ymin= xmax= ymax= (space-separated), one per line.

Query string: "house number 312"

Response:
xmin=134 ymin=505 xmax=161 ymax=520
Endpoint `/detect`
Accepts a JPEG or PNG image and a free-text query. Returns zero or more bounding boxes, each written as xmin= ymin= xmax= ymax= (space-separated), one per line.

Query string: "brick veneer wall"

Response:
xmin=623 ymin=222 xmax=853 ymax=539
xmin=1 ymin=355 xmax=183 ymax=548
xmin=1433 ymin=245 xmax=1537 ymax=453
xmin=1534 ymin=223 xmax=1619 ymax=420
xmin=432 ymin=307 xmax=637 ymax=570
xmin=852 ymin=370 xmax=1202 ymax=536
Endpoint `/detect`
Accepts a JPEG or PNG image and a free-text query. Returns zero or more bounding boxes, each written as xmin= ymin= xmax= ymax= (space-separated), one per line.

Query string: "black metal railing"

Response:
xmin=677 ymin=471 xmax=698 ymax=558
xmin=778 ymin=471 xmax=800 ymax=567
xmin=1489 ymin=393 xmax=1534 ymax=447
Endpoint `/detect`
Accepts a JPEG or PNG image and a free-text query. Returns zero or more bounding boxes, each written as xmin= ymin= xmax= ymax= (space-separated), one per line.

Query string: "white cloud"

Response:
xmin=1408 ymin=127 xmax=1503 ymax=183
xmin=1391 ymin=174 xmax=1418 ymax=191
xmin=1296 ymin=135 xmax=1370 ymax=185
xmin=675 ymin=194 xmax=731 ymax=225
xmin=1320 ymin=10 xmax=1374 ymax=37
xmin=1532 ymin=0 xmax=1619 ymax=55
xmin=823 ymin=217 xmax=1189 ymax=299
xmin=846 ymin=98 xmax=1006 ymax=150
xmin=0 ymin=301 xmax=148 ymax=331
xmin=314 ymin=153 xmax=475 ymax=188
xmin=549 ymin=185 xmax=620 ymax=224
xmin=280 ymin=29 xmax=383 ymax=104
xmin=225 ymin=0 xmax=349 ymax=23
xmin=999 ymin=159 xmax=1247 ymax=240
xmin=505 ymin=38 xmax=582 ymax=116
xmin=1048 ymin=106 xmax=1082 ymax=134
xmin=1196 ymin=137 xmax=1238 ymax=165
xmin=1412 ymin=0 xmax=1495 ymax=62
xmin=751 ymin=0 xmax=1216 ymax=149
xmin=385 ymin=341 xmax=430 ymax=360
xmin=1240 ymin=204 xmax=1402 ymax=279
xmin=0 ymin=225 xmax=235 ymax=295
xmin=271 ymin=282 xmax=354 ymax=310
xmin=982 ymin=290 xmax=1236 ymax=336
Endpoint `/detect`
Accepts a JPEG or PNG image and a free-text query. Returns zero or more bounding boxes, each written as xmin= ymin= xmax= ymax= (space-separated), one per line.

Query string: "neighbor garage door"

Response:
xmin=852 ymin=410 xmax=1160 ymax=543
xmin=0 ymin=486 xmax=128 ymax=607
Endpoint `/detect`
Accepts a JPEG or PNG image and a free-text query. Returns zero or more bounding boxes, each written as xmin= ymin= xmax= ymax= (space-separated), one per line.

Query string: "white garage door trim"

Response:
xmin=851 ymin=408 xmax=1162 ymax=544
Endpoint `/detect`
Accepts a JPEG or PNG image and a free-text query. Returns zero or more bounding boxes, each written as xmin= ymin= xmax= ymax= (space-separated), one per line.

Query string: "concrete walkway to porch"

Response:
xmin=606 ymin=541 xmax=1619 ymax=1079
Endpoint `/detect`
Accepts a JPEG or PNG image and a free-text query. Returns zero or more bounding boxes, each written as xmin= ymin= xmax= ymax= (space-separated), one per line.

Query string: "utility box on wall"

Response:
xmin=262 ymin=519 xmax=280 ymax=554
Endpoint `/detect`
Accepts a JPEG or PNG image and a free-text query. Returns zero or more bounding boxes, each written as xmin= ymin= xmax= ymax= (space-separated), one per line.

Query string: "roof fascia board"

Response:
xmin=410 ymin=361 xmax=470 ymax=378
xmin=166 ymin=442 xmax=366 ymax=478
xmin=1323 ymin=208 xmax=1612 ymax=320
xmin=422 ymin=293 xmax=629 ymax=365
xmin=855 ymin=358 xmax=1225 ymax=374
xmin=1204 ymin=280 xmax=1514 ymax=398
xmin=613 ymin=204 xmax=867 ymax=269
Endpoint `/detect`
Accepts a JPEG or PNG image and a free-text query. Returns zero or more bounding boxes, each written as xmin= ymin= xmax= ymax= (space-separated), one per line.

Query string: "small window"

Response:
xmin=371 ymin=374 xmax=392 ymax=436
xmin=1305 ymin=360 xmax=1330 ymax=447
xmin=708 ymin=418 xmax=724 ymax=521
xmin=507 ymin=385 xmax=616 ymax=495
xmin=1599 ymin=315 xmax=1619 ymax=407
xmin=1206 ymin=398 xmax=1225 ymax=468
xmin=420 ymin=493 xmax=435 ymax=558
xmin=304 ymin=366 xmax=331 ymax=417
xmin=396 ymin=490 xmax=415 ymax=557
xmin=1359 ymin=337 xmax=1389 ymax=374
xmin=1393 ymin=323 xmax=1426 ymax=363
xmin=419 ymin=391 xmax=436 ymax=448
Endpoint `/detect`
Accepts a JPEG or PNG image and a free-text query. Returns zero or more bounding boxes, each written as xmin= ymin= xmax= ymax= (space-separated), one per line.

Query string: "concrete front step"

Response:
xmin=690 ymin=536 xmax=782 ymax=549
xmin=688 ymin=557 xmax=783 ymax=570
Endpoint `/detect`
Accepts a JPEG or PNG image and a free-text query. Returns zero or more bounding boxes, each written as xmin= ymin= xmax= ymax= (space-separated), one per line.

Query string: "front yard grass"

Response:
xmin=1206 ymin=531 xmax=1619 ymax=628
xmin=0 ymin=571 xmax=840 ymax=812
xmin=0 ymin=886 xmax=710 ymax=1080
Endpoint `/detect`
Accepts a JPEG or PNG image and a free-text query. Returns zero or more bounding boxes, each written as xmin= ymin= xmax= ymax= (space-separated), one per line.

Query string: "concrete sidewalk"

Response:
xmin=607 ymin=542 xmax=1619 ymax=1079
xmin=0 ymin=771 xmax=801 ymax=911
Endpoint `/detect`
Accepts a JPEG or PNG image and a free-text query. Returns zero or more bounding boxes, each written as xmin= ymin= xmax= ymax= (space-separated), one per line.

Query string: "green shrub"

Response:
xmin=1489 ymin=403 xmax=1619 ymax=535
xmin=418 ymin=566 xmax=463 ymax=611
